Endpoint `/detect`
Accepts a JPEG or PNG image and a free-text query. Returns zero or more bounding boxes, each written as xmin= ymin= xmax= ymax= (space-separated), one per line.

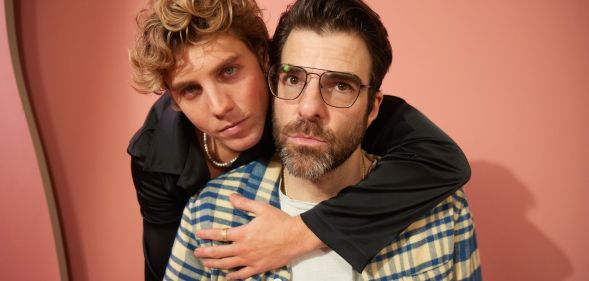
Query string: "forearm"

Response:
xmin=290 ymin=216 xmax=326 ymax=254
xmin=131 ymin=158 xmax=190 ymax=279
xmin=301 ymin=152 xmax=467 ymax=271
xmin=303 ymin=95 xmax=470 ymax=271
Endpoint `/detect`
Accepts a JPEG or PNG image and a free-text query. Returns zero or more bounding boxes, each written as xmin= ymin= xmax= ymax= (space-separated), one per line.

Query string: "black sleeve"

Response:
xmin=300 ymin=95 xmax=471 ymax=272
xmin=130 ymin=157 xmax=190 ymax=281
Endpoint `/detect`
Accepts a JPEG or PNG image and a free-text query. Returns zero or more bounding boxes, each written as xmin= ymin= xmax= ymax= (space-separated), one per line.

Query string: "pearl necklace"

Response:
xmin=202 ymin=132 xmax=239 ymax=168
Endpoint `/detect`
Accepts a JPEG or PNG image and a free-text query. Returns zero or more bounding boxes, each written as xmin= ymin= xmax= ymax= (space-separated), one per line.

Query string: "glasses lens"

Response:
xmin=320 ymin=72 xmax=362 ymax=107
xmin=269 ymin=64 xmax=307 ymax=100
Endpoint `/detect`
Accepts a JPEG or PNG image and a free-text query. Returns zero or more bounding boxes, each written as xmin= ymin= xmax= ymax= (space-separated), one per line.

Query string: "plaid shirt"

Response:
xmin=165 ymin=155 xmax=482 ymax=281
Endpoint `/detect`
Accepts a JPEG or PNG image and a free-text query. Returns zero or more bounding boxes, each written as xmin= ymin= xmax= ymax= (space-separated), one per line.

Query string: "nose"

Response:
xmin=207 ymin=85 xmax=235 ymax=119
xmin=297 ymin=75 xmax=327 ymax=120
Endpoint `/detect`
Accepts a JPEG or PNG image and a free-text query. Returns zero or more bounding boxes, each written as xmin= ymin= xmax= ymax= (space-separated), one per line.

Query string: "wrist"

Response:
xmin=290 ymin=215 xmax=325 ymax=256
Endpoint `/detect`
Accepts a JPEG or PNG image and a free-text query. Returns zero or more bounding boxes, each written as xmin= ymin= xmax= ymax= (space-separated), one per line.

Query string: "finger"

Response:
xmin=226 ymin=266 xmax=259 ymax=280
xmin=194 ymin=243 xmax=238 ymax=259
xmin=201 ymin=256 xmax=244 ymax=270
xmin=197 ymin=224 xmax=247 ymax=242
xmin=196 ymin=227 xmax=233 ymax=242
xmin=229 ymin=194 xmax=267 ymax=214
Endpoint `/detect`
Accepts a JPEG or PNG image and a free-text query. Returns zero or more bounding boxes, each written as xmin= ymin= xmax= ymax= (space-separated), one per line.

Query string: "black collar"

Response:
xmin=128 ymin=93 xmax=274 ymax=194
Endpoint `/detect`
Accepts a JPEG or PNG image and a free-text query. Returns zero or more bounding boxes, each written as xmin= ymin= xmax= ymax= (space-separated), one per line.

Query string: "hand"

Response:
xmin=194 ymin=193 xmax=324 ymax=280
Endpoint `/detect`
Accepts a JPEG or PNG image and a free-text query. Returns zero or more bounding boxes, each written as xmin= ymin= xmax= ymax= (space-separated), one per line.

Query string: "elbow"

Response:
xmin=444 ymin=143 xmax=471 ymax=186
xmin=425 ymin=140 xmax=471 ymax=187
xmin=453 ymin=153 xmax=471 ymax=186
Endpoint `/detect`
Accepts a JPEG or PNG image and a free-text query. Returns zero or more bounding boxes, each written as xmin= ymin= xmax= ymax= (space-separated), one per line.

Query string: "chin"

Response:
xmin=227 ymin=129 xmax=263 ymax=152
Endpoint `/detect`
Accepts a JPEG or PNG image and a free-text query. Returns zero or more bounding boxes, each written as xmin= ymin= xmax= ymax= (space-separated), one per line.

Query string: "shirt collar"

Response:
xmin=128 ymin=93 xmax=275 ymax=193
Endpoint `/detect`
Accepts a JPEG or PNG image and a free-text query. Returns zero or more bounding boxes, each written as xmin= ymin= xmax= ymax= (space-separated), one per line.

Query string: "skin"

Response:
xmin=197 ymin=194 xmax=321 ymax=279
xmin=274 ymin=29 xmax=382 ymax=280
xmin=166 ymin=33 xmax=269 ymax=174
xmin=195 ymin=29 xmax=383 ymax=279
xmin=163 ymin=32 xmax=324 ymax=278
xmin=274 ymin=29 xmax=382 ymax=202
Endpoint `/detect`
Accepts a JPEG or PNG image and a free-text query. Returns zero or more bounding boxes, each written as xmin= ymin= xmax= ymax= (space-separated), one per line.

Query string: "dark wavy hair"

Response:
xmin=270 ymin=0 xmax=392 ymax=112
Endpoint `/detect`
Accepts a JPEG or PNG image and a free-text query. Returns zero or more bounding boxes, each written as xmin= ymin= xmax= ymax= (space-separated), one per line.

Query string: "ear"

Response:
xmin=366 ymin=90 xmax=383 ymax=126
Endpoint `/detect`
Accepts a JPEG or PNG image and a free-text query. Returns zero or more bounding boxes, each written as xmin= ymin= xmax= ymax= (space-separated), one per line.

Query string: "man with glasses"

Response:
xmin=165 ymin=0 xmax=481 ymax=280
xmin=267 ymin=64 xmax=370 ymax=108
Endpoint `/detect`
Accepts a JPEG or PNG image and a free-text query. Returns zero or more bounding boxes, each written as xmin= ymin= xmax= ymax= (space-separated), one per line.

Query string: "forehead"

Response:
xmin=281 ymin=29 xmax=371 ymax=82
xmin=168 ymin=33 xmax=254 ymax=81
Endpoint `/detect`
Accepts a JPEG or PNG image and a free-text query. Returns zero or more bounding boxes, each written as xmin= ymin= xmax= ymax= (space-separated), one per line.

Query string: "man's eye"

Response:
xmin=221 ymin=66 xmax=237 ymax=77
xmin=285 ymin=75 xmax=300 ymax=85
xmin=182 ymin=85 xmax=201 ymax=98
xmin=335 ymin=82 xmax=352 ymax=91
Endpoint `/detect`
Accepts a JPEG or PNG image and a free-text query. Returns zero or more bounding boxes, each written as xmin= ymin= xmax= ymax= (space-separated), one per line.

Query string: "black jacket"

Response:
xmin=128 ymin=93 xmax=470 ymax=281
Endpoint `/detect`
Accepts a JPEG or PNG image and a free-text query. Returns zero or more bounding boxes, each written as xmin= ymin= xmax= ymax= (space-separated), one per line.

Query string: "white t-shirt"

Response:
xmin=278 ymin=182 xmax=353 ymax=281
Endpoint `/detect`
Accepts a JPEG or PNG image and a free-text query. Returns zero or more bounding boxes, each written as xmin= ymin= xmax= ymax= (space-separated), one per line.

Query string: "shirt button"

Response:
xmin=273 ymin=278 xmax=282 ymax=281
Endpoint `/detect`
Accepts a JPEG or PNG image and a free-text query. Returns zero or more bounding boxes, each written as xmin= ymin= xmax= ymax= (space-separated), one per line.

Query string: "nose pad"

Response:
xmin=303 ymin=73 xmax=322 ymax=92
xmin=298 ymin=73 xmax=322 ymax=101
xmin=297 ymin=74 xmax=326 ymax=120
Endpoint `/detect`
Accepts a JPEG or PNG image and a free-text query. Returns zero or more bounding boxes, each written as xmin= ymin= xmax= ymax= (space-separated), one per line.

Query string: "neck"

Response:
xmin=196 ymin=129 xmax=239 ymax=178
xmin=283 ymin=148 xmax=369 ymax=203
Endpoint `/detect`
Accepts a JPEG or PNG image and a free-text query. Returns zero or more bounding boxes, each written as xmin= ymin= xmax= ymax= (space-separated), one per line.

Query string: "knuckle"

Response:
xmin=233 ymin=272 xmax=247 ymax=279
xmin=209 ymin=259 xmax=225 ymax=269
xmin=230 ymin=230 xmax=243 ymax=241
xmin=232 ymin=243 xmax=246 ymax=253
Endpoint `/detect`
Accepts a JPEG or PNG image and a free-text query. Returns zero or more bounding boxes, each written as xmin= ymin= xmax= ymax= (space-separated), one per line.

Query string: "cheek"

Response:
xmin=239 ymin=75 xmax=269 ymax=113
xmin=178 ymin=102 xmax=210 ymax=131
xmin=272 ymin=101 xmax=290 ymax=123
xmin=330 ymin=109 xmax=362 ymax=132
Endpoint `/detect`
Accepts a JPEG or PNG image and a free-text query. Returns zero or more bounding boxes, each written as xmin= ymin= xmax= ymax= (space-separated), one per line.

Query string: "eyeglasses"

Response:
xmin=267 ymin=64 xmax=371 ymax=108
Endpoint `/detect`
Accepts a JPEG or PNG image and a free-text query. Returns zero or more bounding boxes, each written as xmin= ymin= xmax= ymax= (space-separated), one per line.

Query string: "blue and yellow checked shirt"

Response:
xmin=165 ymin=155 xmax=482 ymax=280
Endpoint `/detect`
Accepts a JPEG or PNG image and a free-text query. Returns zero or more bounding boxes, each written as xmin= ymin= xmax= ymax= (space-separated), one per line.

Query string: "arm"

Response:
xmin=195 ymin=195 xmax=322 ymax=280
xmin=130 ymin=157 xmax=191 ymax=281
xmin=194 ymin=96 xmax=470 ymax=275
xmin=129 ymin=93 xmax=208 ymax=280
xmin=302 ymin=95 xmax=470 ymax=271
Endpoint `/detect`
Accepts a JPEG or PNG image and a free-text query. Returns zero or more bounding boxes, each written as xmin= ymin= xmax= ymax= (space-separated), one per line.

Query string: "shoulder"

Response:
xmin=199 ymin=157 xmax=276 ymax=202
xmin=375 ymin=95 xmax=408 ymax=117
xmin=380 ymin=94 xmax=407 ymax=107
xmin=127 ymin=93 xmax=199 ymax=178
xmin=361 ymin=188 xmax=478 ymax=279
xmin=127 ymin=93 xmax=178 ymax=159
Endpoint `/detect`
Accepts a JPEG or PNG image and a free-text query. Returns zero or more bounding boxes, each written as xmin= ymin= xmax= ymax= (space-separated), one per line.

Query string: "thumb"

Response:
xmin=229 ymin=193 xmax=265 ymax=215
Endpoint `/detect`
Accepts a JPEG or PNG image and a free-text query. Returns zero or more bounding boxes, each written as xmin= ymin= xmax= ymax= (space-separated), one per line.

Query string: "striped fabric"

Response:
xmin=164 ymin=155 xmax=482 ymax=281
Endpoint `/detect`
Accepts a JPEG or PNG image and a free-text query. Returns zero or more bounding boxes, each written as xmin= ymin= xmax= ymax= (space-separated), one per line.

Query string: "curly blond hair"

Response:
xmin=130 ymin=0 xmax=269 ymax=94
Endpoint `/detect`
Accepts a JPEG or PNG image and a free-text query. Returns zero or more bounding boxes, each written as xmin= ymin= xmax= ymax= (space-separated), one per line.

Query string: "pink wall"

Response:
xmin=0 ymin=1 xmax=64 ymax=280
xmin=367 ymin=1 xmax=589 ymax=280
xmin=14 ymin=1 xmax=156 ymax=280
xmin=6 ymin=0 xmax=588 ymax=280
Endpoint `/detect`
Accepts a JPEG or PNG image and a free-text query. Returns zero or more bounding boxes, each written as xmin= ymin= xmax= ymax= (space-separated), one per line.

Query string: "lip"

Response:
xmin=288 ymin=134 xmax=326 ymax=146
xmin=218 ymin=117 xmax=247 ymax=136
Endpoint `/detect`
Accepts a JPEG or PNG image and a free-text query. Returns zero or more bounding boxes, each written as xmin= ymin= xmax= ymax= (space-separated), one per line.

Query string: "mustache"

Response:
xmin=281 ymin=119 xmax=334 ymax=142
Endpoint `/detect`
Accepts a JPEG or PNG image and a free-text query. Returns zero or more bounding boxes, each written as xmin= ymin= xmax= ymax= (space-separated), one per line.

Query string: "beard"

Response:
xmin=273 ymin=114 xmax=367 ymax=182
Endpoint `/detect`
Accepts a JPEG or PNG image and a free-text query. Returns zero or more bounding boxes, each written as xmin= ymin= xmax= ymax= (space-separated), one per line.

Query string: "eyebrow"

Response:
xmin=290 ymin=64 xmax=366 ymax=84
xmin=325 ymin=71 xmax=359 ymax=81
xmin=169 ymin=54 xmax=241 ymax=91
